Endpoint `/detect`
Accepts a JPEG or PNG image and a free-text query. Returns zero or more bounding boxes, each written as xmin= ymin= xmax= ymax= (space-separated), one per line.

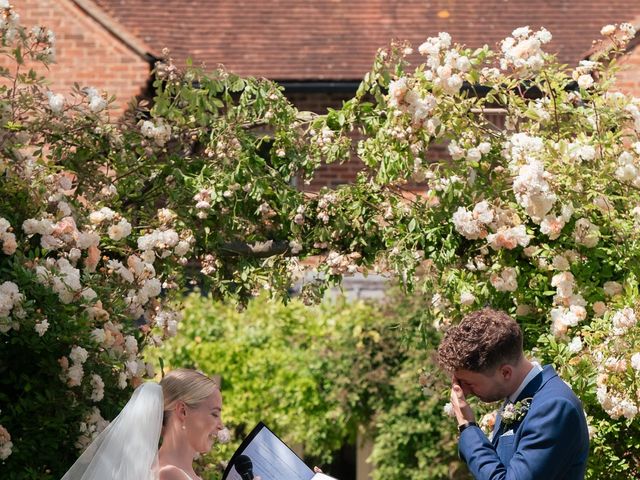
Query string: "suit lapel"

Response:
xmin=515 ymin=365 xmax=556 ymax=403
xmin=491 ymin=409 xmax=503 ymax=446
xmin=491 ymin=365 xmax=557 ymax=446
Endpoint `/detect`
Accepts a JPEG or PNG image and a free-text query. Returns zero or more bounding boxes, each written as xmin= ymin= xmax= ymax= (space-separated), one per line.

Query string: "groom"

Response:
xmin=437 ymin=307 xmax=589 ymax=479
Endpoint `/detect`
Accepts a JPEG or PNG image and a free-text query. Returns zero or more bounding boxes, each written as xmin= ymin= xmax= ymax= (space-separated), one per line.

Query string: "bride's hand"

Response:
xmin=313 ymin=466 xmax=323 ymax=473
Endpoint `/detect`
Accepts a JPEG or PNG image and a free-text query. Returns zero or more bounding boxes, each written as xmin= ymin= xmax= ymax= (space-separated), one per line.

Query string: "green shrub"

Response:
xmin=150 ymin=291 xmax=463 ymax=479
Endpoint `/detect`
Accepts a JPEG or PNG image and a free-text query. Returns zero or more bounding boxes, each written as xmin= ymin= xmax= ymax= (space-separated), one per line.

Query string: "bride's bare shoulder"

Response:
xmin=158 ymin=465 xmax=194 ymax=480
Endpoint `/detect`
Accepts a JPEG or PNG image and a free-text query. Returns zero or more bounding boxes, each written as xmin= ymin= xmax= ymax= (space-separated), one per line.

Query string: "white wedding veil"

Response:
xmin=61 ymin=382 xmax=164 ymax=480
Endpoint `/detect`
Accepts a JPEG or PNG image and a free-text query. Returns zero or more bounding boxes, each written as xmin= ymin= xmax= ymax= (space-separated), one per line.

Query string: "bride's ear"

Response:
xmin=174 ymin=400 xmax=187 ymax=421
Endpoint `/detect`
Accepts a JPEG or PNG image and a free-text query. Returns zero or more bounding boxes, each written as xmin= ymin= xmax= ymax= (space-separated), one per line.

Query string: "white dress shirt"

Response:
xmin=508 ymin=361 xmax=543 ymax=403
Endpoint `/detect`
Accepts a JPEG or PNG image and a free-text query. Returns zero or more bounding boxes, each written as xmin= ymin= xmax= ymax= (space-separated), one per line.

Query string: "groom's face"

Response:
xmin=454 ymin=367 xmax=511 ymax=403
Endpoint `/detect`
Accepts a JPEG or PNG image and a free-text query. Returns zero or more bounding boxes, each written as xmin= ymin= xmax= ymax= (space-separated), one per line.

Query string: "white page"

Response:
xmin=312 ymin=474 xmax=338 ymax=480
xmin=224 ymin=426 xmax=314 ymax=480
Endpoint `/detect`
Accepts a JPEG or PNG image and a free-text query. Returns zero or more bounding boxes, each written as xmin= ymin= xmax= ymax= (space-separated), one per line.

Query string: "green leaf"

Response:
xmin=13 ymin=45 xmax=23 ymax=65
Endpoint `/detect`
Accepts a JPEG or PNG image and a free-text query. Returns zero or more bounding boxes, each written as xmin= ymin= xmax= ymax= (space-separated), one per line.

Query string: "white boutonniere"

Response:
xmin=500 ymin=397 xmax=532 ymax=428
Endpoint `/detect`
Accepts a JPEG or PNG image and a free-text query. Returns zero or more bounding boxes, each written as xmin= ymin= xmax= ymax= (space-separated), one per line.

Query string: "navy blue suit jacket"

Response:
xmin=458 ymin=365 xmax=589 ymax=479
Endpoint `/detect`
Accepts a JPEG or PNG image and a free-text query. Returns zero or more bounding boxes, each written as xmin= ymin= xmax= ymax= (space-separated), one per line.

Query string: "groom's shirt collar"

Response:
xmin=508 ymin=361 xmax=543 ymax=403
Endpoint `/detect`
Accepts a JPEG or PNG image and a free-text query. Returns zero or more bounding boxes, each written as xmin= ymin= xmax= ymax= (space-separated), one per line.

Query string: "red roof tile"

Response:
xmin=90 ymin=0 xmax=640 ymax=80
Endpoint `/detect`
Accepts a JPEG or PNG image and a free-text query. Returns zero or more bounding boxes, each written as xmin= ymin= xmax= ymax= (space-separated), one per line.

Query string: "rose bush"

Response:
xmin=297 ymin=21 xmax=640 ymax=477
xmin=2 ymin=2 xmax=640 ymax=477
xmin=334 ymin=24 xmax=640 ymax=477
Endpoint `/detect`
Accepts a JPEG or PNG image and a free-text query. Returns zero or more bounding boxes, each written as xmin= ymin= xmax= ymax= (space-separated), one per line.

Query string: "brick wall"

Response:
xmin=285 ymin=89 xmax=500 ymax=192
xmin=615 ymin=43 xmax=640 ymax=97
xmin=287 ymin=89 xmax=438 ymax=191
xmin=285 ymin=89 xmax=366 ymax=190
xmin=4 ymin=0 xmax=152 ymax=115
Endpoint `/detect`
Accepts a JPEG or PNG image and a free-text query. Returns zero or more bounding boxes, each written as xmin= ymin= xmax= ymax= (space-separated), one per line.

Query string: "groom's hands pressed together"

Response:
xmin=450 ymin=377 xmax=475 ymax=427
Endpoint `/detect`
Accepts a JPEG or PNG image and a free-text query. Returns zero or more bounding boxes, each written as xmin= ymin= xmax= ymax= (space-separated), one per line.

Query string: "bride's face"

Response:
xmin=185 ymin=389 xmax=224 ymax=453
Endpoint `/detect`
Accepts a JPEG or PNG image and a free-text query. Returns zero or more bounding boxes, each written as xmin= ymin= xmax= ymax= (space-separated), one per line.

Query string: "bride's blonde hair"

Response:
xmin=160 ymin=368 xmax=218 ymax=424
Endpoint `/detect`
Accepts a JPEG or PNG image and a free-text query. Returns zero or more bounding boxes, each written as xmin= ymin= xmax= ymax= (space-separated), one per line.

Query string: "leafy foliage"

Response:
xmin=149 ymin=291 xmax=463 ymax=480
xmin=1 ymin=5 xmax=640 ymax=478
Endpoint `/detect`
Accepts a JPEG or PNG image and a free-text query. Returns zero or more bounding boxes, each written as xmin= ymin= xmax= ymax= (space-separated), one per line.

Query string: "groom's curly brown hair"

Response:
xmin=437 ymin=307 xmax=523 ymax=373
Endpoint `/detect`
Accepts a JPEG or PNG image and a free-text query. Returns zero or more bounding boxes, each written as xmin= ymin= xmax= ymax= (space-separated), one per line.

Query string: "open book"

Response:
xmin=222 ymin=422 xmax=337 ymax=480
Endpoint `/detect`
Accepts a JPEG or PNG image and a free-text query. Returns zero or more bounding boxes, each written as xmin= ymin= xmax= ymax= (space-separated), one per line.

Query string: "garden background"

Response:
xmin=2 ymin=1 xmax=640 ymax=479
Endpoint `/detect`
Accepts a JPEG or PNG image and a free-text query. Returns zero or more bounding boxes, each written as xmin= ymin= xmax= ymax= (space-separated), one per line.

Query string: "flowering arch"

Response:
xmin=1 ymin=5 xmax=639 ymax=477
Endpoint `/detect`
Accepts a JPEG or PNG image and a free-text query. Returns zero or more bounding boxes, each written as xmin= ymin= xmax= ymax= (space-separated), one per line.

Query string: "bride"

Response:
xmin=61 ymin=368 xmax=225 ymax=480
